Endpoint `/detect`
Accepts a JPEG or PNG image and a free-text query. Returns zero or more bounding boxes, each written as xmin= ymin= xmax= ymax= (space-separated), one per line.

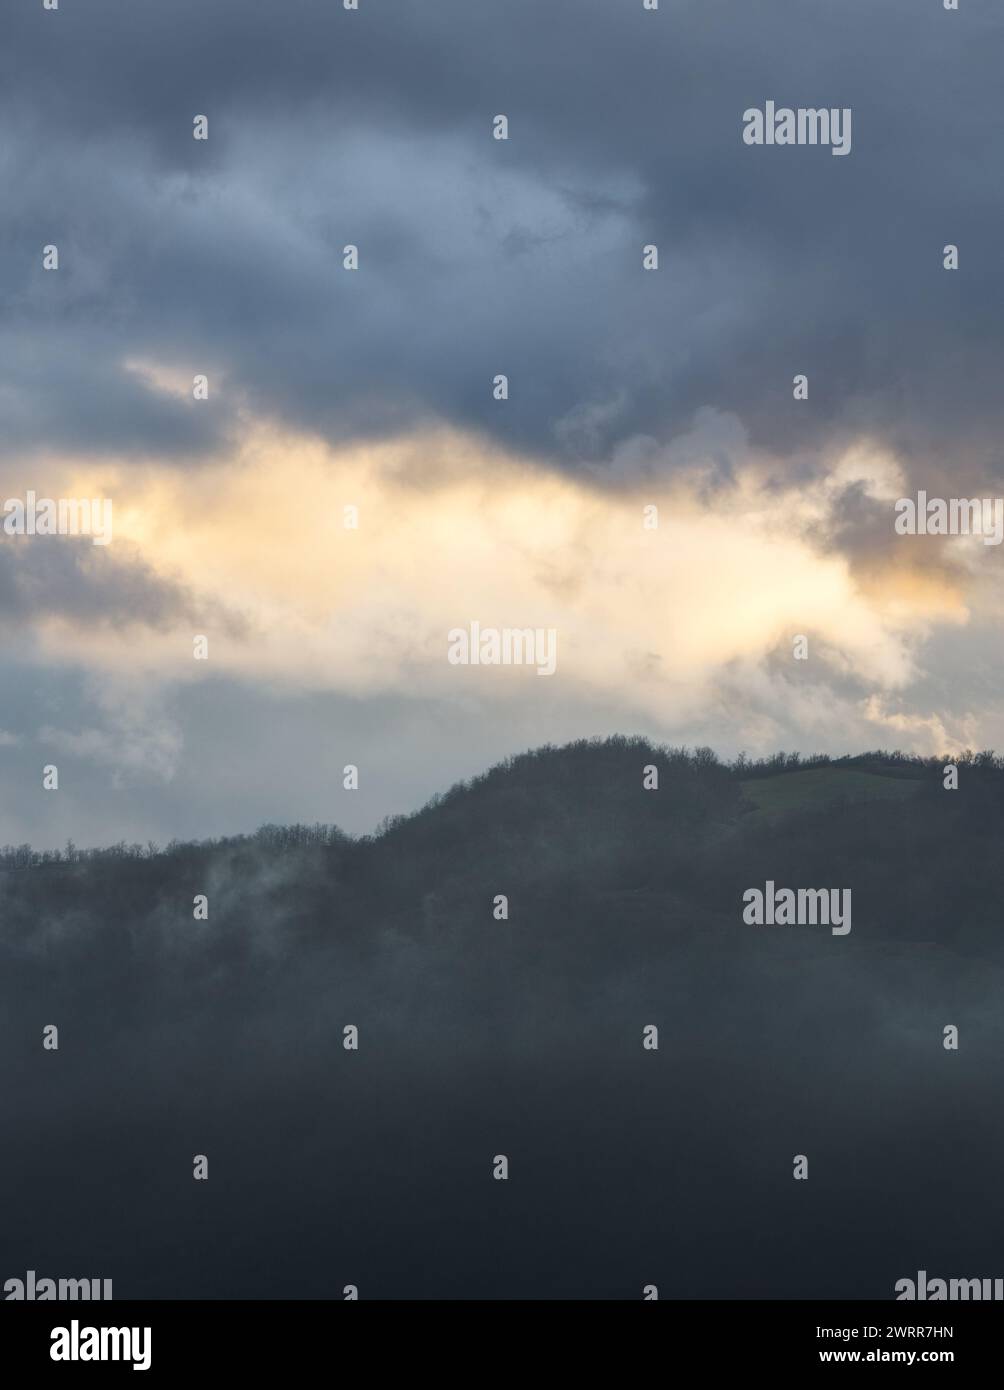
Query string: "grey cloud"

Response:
xmin=1 ymin=0 xmax=1001 ymax=479
xmin=0 ymin=535 xmax=244 ymax=633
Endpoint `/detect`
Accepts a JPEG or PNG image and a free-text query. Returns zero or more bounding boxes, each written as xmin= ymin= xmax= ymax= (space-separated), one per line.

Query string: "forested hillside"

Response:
xmin=3 ymin=739 xmax=1002 ymax=1298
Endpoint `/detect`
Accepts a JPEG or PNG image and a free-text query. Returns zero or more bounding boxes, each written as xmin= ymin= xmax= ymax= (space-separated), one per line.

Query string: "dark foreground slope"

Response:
xmin=2 ymin=739 xmax=1003 ymax=1299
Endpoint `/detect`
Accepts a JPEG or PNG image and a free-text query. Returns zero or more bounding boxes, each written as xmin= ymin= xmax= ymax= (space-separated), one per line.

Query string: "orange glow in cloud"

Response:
xmin=9 ymin=421 xmax=984 ymax=746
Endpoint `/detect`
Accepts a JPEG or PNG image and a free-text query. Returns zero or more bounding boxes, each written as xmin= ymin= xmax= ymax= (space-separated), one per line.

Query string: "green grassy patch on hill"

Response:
xmin=740 ymin=765 xmax=923 ymax=816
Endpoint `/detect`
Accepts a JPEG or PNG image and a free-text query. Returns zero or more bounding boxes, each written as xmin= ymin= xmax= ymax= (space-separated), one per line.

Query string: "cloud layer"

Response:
xmin=1 ymin=0 xmax=1002 ymax=845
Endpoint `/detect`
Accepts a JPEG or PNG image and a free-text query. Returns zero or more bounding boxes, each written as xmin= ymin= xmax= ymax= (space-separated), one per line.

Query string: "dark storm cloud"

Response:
xmin=1 ymin=0 xmax=1002 ymax=476
xmin=0 ymin=535 xmax=242 ymax=632
xmin=812 ymin=480 xmax=952 ymax=582
xmin=0 ymin=331 xmax=232 ymax=461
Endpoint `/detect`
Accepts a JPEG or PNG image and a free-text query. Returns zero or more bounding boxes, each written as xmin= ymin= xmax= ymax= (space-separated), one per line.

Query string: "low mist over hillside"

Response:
xmin=3 ymin=738 xmax=1003 ymax=1299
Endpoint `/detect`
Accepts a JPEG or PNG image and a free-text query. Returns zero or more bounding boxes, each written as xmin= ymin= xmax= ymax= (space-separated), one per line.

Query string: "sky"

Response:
xmin=2 ymin=0 xmax=1003 ymax=849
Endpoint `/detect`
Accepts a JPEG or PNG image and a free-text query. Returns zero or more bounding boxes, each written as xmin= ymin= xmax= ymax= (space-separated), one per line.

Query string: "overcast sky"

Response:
xmin=1 ymin=0 xmax=1003 ymax=849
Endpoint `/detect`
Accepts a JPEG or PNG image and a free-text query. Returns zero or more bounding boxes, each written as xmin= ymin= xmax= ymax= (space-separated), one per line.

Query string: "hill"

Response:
xmin=739 ymin=763 xmax=924 ymax=816
xmin=2 ymin=737 xmax=1003 ymax=1299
